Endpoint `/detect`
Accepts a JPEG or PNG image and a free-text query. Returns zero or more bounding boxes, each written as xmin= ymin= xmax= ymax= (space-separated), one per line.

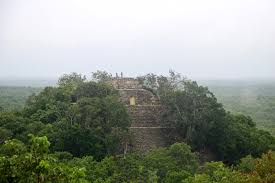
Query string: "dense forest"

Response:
xmin=0 ymin=87 xmax=42 ymax=111
xmin=0 ymin=71 xmax=274 ymax=182
xmin=202 ymin=80 xmax=275 ymax=136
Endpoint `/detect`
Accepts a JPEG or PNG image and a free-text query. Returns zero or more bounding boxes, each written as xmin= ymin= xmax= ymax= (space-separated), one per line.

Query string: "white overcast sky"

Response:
xmin=0 ymin=0 xmax=275 ymax=79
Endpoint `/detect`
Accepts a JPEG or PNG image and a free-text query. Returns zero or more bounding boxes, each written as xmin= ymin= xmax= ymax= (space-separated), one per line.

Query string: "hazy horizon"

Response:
xmin=1 ymin=0 xmax=275 ymax=79
xmin=1 ymin=74 xmax=275 ymax=81
xmin=1 ymin=75 xmax=275 ymax=88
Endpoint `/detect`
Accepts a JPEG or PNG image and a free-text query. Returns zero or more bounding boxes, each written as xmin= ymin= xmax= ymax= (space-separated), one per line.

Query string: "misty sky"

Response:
xmin=1 ymin=0 xmax=275 ymax=79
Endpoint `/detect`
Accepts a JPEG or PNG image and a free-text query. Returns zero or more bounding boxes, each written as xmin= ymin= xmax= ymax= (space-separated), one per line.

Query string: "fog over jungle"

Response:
xmin=1 ymin=0 xmax=275 ymax=79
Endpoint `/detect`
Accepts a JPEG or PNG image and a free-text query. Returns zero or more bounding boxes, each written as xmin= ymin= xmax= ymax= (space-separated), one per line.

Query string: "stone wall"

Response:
xmin=118 ymin=89 xmax=159 ymax=105
xmin=106 ymin=78 xmax=142 ymax=89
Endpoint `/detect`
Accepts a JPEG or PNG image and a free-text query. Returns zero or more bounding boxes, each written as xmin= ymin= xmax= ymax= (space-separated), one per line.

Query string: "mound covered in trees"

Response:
xmin=138 ymin=71 xmax=275 ymax=163
xmin=0 ymin=73 xmax=130 ymax=160
xmin=0 ymin=71 xmax=275 ymax=182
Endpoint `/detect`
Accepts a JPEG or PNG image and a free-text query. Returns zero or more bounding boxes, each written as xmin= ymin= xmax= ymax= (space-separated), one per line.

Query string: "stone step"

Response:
xmin=127 ymin=105 xmax=165 ymax=127
xmin=127 ymin=105 xmax=164 ymax=116
xmin=130 ymin=120 xmax=161 ymax=127
xmin=130 ymin=128 xmax=170 ymax=153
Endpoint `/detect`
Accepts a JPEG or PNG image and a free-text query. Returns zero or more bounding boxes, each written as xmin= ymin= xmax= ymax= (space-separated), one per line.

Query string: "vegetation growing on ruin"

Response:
xmin=138 ymin=71 xmax=275 ymax=163
xmin=0 ymin=71 xmax=275 ymax=182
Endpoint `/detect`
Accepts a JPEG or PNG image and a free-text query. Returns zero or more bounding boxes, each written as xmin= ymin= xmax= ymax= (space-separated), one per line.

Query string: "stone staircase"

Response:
xmin=126 ymin=105 xmax=172 ymax=153
xmin=130 ymin=127 xmax=169 ymax=153
xmin=127 ymin=105 xmax=164 ymax=127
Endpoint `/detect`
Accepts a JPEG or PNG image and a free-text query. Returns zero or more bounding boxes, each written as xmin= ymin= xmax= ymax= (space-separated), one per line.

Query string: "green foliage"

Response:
xmin=74 ymin=81 xmax=116 ymax=99
xmin=252 ymin=150 xmax=275 ymax=183
xmin=0 ymin=135 xmax=88 ymax=183
xmin=57 ymin=72 xmax=86 ymax=96
xmin=92 ymin=70 xmax=113 ymax=82
xmin=0 ymin=87 xmax=42 ymax=111
xmin=0 ymin=73 xmax=130 ymax=160
xmin=237 ymin=155 xmax=256 ymax=173
xmin=1 ymin=72 xmax=275 ymax=182
xmin=47 ymin=94 xmax=130 ymax=159
xmin=138 ymin=70 xmax=184 ymax=98
xmin=164 ymin=170 xmax=191 ymax=183
xmin=0 ymin=111 xmax=39 ymax=142
xmin=165 ymin=82 xmax=226 ymax=150
xmin=139 ymin=71 xmax=226 ymax=151
xmin=216 ymin=113 xmax=275 ymax=163
xmin=184 ymin=151 xmax=275 ymax=183
xmin=144 ymin=143 xmax=199 ymax=180
xmin=138 ymin=72 xmax=275 ymax=164
xmin=0 ymin=133 xmax=274 ymax=183
xmin=0 ymin=127 xmax=12 ymax=144
xmin=183 ymin=162 xmax=244 ymax=183
xmin=202 ymin=80 xmax=275 ymax=136
xmin=70 ymin=142 xmax=199 ymax=183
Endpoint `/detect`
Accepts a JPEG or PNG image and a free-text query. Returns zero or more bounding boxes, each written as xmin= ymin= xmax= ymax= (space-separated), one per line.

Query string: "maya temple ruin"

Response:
xmin=106 ymin=76 xmax=176 ymax=153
